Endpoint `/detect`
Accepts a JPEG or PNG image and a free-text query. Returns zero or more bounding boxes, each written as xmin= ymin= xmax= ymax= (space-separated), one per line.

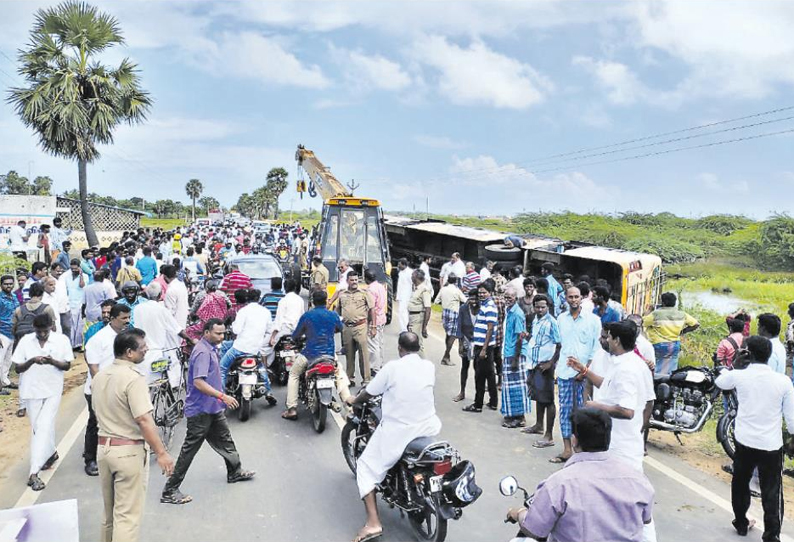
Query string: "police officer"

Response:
xmin=407 ymin=269 xmax=432 ymax=356
xmin=92 ymin=328 xmax=175 ymax=542
xmin=337 ymin=271 xmax=375 ymax=387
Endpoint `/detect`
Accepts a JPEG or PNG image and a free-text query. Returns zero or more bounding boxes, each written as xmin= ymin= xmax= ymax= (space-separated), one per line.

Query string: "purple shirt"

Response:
xmin=185 ymin=338 xmax=224 ymax=417
xmin=522 ymin=451 xmax=654 ymax=542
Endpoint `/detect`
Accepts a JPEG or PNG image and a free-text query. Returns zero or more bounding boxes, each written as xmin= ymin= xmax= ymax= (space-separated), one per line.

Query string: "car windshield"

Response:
xmin=235 ymin=259 xmax=281 ymax=279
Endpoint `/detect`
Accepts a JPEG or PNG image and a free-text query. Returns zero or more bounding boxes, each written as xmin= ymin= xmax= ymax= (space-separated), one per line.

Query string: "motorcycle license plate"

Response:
xmin=316 ymin=379 xmax=335 ymax=390
xmin=238 ymin=373 xmax=258 ymax=385
xmin=429 ymin=475 xmax=443 ymax=493
xmin=281 ymin=351 xmax=295 ymax=359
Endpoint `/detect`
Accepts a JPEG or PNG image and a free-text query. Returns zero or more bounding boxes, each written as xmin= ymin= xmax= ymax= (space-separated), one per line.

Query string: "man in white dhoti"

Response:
xmin=134 ymin=283 xmax=194 ymax=388
xmin=12 ymin=313 xmax=74 ymax=490
xmin=347 ymin=332 xmax=442 ymax=542
xmin=395 ymin=259 xmax=413 ymax=333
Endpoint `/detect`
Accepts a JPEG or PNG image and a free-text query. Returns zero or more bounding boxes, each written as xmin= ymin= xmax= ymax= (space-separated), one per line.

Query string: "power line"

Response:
xmin=529 ymin=127 xmax=794 ymax=174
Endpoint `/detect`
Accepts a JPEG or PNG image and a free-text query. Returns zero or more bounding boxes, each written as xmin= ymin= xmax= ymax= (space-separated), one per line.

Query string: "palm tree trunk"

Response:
xmin=192 ymin=196 xmax=196 ymax=222
xmin=78 ymin=159 xmax=99 ymax=246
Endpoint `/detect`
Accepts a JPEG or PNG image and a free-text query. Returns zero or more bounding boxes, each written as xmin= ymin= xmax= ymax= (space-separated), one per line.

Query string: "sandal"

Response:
xmin=452 ymin=393 xmax=465 ymax=402
xmin=533 ymin=440 xmax=555 ymax=449
xmin=548 ymin=455 xmax=570 ymax=464
xmin=522 ymin=426 xmax=543 ymax=435
xmin=27 ymin=474 xmax=45 ymax=491
xmin=16 ymin=408 xmax=26 ymax=418
xmin=160 ymin=490 xmax=193 ymax=505
xmin=353 ymin=528 xmax=383 ymax=542
xmin=228 ymin=470 xmax=256 ymax=483
xmin=281 ymin=409 xmax=298 ymax=421
xmin=41 ymin=451 xmax=59 ymax=471
xmin=462 ymin=404 xmax=482 ymax=413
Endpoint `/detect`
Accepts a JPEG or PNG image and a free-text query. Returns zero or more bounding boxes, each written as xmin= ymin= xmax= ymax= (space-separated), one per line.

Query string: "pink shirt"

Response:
xmin=367 ymin=281 xmax=387 ymax=326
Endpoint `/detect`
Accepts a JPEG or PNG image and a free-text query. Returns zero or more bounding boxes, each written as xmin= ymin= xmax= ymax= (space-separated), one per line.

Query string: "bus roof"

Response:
xmin=384 ymin=215 xmax=560 ymax=245
xmin=562 ymin=245 xmax=662 ymax=268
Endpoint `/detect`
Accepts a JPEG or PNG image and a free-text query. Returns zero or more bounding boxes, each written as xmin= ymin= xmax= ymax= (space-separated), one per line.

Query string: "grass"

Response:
xmin=140 ymin=217 xmax=187 ymax=229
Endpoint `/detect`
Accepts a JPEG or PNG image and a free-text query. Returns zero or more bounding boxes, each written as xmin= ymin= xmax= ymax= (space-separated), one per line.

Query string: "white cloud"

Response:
xmin=448 ymin=155 xmax=612 ymax=208
xmin=204 ymin=32 xmax=330 ymax=89
xmin=573 ymin=56 xmax=645 ymax=105
xmin=697 ymin=172 xmax=719 ymax=189
xmin=331 ymin=46 xmax=412 ymax=92
xmin=413 ymin=135 xmax=467 ymax=150
xmin=412 ymin=36 xmax=552 ymax=109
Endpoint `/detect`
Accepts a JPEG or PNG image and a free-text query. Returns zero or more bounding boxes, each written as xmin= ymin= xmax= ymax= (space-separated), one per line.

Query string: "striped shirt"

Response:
xmin=460 ymin=271 xmax=482 ymax=294
xmin=528 ymin=313 xmax=561 ymax=370
xmin=260 ymin=290 xmax=285 ymax=319
xmin=221 ymin=271 xmax=253 ymax=308
xmin=472 ymin=297 xmax=498 ymax=346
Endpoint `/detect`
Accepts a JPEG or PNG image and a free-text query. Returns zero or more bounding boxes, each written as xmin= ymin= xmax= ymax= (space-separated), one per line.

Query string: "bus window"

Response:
xmin=322 ymin=214 xmax=339 ymax=262
xmin=340 ymin=209 xmax=365 ymax=262
xmin=366 ymin=215 xmax=381 ymax=263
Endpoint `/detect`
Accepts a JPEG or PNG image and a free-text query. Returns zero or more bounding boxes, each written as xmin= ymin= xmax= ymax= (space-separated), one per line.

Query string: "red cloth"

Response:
xmin=221 ymin=271 xmax=253 ymax=307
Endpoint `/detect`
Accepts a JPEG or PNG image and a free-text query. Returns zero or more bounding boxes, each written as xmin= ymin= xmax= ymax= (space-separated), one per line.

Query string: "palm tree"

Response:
xmin=7 ymin=1 xmax=152 ymax=246
xmin=265 ymin=167 xmax=289 ymax=218
xmin=185 ymin=178 xmax=203 ymax=222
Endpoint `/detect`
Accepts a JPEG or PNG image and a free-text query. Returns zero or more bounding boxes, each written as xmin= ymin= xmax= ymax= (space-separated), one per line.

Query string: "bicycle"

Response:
xmin=148 ymin=347 xmax=188 ymax=450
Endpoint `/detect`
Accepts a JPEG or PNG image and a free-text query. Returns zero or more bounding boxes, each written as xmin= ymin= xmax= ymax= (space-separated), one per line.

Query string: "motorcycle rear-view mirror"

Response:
xmin=499 ymin=475 xmax=519 ymax=497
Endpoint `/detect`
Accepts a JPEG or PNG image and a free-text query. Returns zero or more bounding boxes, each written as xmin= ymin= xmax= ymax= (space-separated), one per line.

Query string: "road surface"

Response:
xmin=1 ymin=313 xmax=791 ymax=542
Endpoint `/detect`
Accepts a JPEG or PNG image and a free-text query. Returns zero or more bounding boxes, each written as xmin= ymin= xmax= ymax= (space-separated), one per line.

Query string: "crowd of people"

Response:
xmin=3 ymin=219 xmax=794 ymax=542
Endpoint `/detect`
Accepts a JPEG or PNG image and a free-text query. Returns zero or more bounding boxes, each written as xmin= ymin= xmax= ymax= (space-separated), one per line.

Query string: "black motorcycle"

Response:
xmin=269 ymin=335 xmax=302 ymax=387
xmin=224 ymin=354 xmax=274 ymax=421
xmin=651 ymin=365 xmax=735 ymax=453
xmin=297 ymin=354 xmax=337 ymax=433
xmin=341 ymin=398 xmax=481 ymax=542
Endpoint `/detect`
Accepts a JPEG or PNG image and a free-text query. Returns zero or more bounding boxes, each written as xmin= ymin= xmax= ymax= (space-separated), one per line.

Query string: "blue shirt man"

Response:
xmin=136 ymin=252 xmax=158 ymax=285
xmin=261 ymin=288 xmax=285 ymax=320
xmin=0 ymin=278 xmax=20 ymax=340
xmin=293 ymin=305 xmax=343 ymax=361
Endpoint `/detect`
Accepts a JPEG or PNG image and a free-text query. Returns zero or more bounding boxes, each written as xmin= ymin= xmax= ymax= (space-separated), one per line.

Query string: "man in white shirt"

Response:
xmin=23 ymin=262 xmax=48 ymax=301
xmin=569 ymin=320 xmax=657 ymax=542
xmin=12 ymin=313 xmax=74 ymax=491
xmin=40 ymin=276 xmax=63 ymax=334
xmin=82 ymin=303 xmax=129 ymax=477
xmin=337 ymin=258 xmax=352 ymax=291
xmin=268 ymin=278 xmax=305 ymax=363
xmin=627 ymin=314 xmax=657 ymax=372
xmin=479 ymin=260 xmax=493 ymax=282
xmin=49 ymin=263 xmax=71 ymax=340
xmin=163 ymin=264 xmax=189 ymax=329
xmin=450 ymin=252 xmax=466 ymax=280
xmin=8 ymin=220 xmax=30 ymax=259
xmin=758 ymin=313 xmax=787 ymax=374
xmin=346 ymin=332 xmax=442 ymax=542
xmin=395 ymin=258 xmax=413 ymax=333
xmin=135 ymin=282 xmax=193 ymax=388
xmin=716 ymin=336 xmax=794 ymax=540
xmin=219 ymin=294 xmax=275 ymax=403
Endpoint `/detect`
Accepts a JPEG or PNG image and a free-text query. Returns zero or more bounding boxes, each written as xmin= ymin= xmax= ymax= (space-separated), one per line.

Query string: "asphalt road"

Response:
xmin=2 ymin=311 xmax=793 ymax=542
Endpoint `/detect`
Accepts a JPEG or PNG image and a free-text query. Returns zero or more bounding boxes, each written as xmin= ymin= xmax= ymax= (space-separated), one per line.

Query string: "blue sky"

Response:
xmin=2 ymin=0 xmax=794 ymax=218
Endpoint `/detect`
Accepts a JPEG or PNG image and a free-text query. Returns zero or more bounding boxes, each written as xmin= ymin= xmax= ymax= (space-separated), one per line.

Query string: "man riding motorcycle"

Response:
xmin=347 ymin=331 xmax=442 ymax=542
xmin=281 ymin=290 xmax=350 ymax=420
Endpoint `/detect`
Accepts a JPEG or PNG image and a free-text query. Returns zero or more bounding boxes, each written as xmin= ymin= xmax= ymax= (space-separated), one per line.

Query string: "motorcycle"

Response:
xmin=276 ymin=244 xmax=291 ymax=264
xmin=650 ymin=365 xmax=735 ymax=453
xmin=224 ymin=354 xmax=271 ymax=421
xmin=341 ymin=397 xmax=481 ymax=542
xmin=297 ymin=354 xmax=337 ymax=433
xmin=269 ymin=335 xmax=301 ymax=387
xmin=499 ymin=475 xmax=533 ymax=539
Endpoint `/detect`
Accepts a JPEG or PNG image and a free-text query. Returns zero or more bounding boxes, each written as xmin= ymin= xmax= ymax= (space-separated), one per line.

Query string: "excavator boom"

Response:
xmin=295 ymin=145 xmax=351 ymax=199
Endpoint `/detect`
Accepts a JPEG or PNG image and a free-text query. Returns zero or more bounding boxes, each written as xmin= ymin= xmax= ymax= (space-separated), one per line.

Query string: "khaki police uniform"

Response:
xmin=338 ymin=288 xmax=373 ymax=383
xmin=407 ymin=283 xmax=433 ymax=355
xmin=91 ymin=359 xmax=154 ymax=542
xmin=311 ymin=263 xmax=329 ymax=291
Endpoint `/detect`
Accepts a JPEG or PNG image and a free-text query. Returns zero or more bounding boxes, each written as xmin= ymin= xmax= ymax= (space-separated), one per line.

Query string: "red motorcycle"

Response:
xmin=298 ymin=355 xmax=337 ymax=433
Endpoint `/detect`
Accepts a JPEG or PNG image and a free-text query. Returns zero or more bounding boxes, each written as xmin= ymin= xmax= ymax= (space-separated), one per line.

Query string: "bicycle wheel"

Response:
xmin=151 ymin=386 xmax=175 ymax=449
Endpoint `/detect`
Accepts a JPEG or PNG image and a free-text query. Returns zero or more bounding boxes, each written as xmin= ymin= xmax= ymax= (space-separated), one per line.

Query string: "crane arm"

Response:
xmin=295 ymin=145 xmax=351 ymax=200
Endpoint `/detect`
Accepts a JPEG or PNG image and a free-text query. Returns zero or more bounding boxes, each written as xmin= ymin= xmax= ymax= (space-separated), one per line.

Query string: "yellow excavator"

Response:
xmin=295 ymin=145 xmax=392 ymax=318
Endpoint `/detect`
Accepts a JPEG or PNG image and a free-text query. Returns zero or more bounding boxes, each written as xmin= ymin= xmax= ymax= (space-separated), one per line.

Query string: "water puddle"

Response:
xmin=680 ymin=290 xmax=761 ymax=315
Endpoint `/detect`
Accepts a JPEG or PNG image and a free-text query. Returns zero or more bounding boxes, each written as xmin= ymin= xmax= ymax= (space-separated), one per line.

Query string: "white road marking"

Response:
xmin=14 ymin=407 xmax=89 ymax=509
xmin=644 ymin=456 xmax=793 ymax=542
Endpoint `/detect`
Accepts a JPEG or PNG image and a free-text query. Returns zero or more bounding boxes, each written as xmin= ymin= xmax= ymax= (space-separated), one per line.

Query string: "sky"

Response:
xmin=1 ymin=0 xmax=794 ymax=219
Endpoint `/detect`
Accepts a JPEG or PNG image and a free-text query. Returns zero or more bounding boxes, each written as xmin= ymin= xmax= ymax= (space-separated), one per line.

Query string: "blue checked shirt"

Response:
xmin=503 ymin=303 xmax=528 ymax=358
xmin=528 ymin=313 xmax=561 ymax=370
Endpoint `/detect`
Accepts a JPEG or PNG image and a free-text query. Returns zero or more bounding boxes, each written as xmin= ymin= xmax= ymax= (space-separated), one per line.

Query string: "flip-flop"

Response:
xmin=27 ymin=475 xmax=45 ymax=491
xmin=521 ymin=427 xmax=544 ymax=435
xmin=548 ymin=455 xmax=569 ymax=464
xmin=353 ymin=529 xmax=383 ymax=542
xmin=281 ymin=410 xmax=298 ymax=420
xmin=462 ymin=404 xmax=482 ymax=413
xmin=228 ymin=470 xmax=256 ymax=483
xmin=41 ymin=452 xmax=59 ymax=471
xmin=533 ymin=440 xmax=555 ymax=449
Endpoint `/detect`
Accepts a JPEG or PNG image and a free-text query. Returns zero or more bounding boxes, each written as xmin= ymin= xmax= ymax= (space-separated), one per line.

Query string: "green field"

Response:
xmin=140 ymin=217 xmax=188 ymax=229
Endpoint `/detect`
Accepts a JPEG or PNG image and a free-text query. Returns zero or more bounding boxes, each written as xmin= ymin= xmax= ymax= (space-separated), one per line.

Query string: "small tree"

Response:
xmin=198 ymin=196 xmax=219 ymax=216
xmin=265 ymin=167 xmax=289 ymax=218
xmin=7 ymin=1 xmax=152 ymax=246
xmin=185 ymin=178 xmax=203 ymax=222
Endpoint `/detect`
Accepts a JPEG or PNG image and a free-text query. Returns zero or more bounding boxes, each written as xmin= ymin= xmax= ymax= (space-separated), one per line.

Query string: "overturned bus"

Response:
xmin=384 ymin=216 xmax=663 ymax=315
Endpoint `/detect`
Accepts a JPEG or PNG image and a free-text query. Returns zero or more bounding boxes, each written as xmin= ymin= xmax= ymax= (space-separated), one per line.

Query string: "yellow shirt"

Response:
xmin=643 ymin=307 xmax=698 ymax=344
xmin=91 ymin=359 xmax=153 ymax=440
